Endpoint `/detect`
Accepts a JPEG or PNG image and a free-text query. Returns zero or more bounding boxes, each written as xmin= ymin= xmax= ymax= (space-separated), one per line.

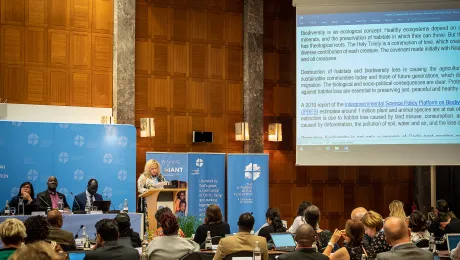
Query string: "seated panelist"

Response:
xmin=36 ymin=176 xmax=69 ymax=211
xmin=9 ymin=182 xmax=36 ymax=209
xmin=72 ymin=179 xmax=103 ymax=211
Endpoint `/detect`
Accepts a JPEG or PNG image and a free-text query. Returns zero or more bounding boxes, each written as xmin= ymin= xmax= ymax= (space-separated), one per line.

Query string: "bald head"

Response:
xmin=383 ymin=217 xmax=410 ymax=246
xmin=351 ymin=207 xmax=367 ymax=220
xmin=47 ymin=210 xmax=63 ymax=228
xmin=294 ymin=224 xmax=316 ymax=247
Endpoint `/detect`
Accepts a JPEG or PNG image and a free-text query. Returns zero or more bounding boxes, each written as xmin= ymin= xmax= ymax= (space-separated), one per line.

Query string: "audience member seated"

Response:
xmin=342 ymin=219 xmax=373 ymax=260
xmin=323 ymin=229 xmax=350 ymax=260
xmin=36 ymin=177 xmax=69 ymax=211
xmin=193 ymin=204 xmax=230 ymax=247
xmin=439 ymin=212 xmax=460 ymax=234
xmin=388 ymin=200 xmax=407 ymax=220
xmin=154 ymin=207 xmax=185 ymax=238
xmin=0 ymin=218 xmax=27 ymax=260
xmin=9 ymin=182 xmax=36 ymax=210
xmin=375 ymin=217 xmax=432 ymax=260
xmin=114 ymin=213 xmax=142 ymax=248
xmin=72 ymin=179 xmax=103 ymax=211
xmin=85 ymin=219 xmax=139 ymax=260
xmin=258 ymin=208 xmax=287 ymax=245
xmin=429 ymin=199 xmax=457 ymax=238
xmin=305 ymin=205 xmax=332 ymax=251
xmin=147 ymin=212 xmax=199 ymax=260
xmin=350 ymin=207 xmax=367 ymax=221
xmin=278 ymin=224 xmax=329 ymax=260
xmin=213 ymin=213 xmax=268 ymax=260
xmin=408 ymin=210 xmax=430 ymax=243
xmin=47 ymin=210 xmax=76 ymax=251
xmin=288 ymin=201 xmax=312 ymax=233
xmin=361 ymin=211 xmax=391 ymax=255
xmin=24 ymin=216 xmax=64 ymax=254
xmin=9 ymin=241 xmax=63 ymax=260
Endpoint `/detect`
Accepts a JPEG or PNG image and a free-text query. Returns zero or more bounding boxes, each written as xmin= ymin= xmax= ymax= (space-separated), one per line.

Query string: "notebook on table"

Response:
xmin=270 ymin=233 xmax=296 ymax=252
xmin=447 ymin=233 xmax=460 ymax=253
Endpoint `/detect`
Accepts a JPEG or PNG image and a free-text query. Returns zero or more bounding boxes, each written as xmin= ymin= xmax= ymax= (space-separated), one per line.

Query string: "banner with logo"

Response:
xmin=145 ymin=152 xmax=188 ymax=216
xmin=187 ymin=153 xmax=225 ymax=222
xmin=0 ymin=121 xmax=137 ymax=211
xmin=227 ymin=154 xmax=269 ymax=233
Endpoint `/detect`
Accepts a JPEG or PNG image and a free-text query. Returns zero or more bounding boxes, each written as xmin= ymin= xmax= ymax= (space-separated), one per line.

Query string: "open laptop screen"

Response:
xmin=447 ymin=234 xmax=460 ymax=252
xmin=270 ymin=233 xmax=296 ymax=248
xmin=68 ymin=252 xmax=85 ymax=260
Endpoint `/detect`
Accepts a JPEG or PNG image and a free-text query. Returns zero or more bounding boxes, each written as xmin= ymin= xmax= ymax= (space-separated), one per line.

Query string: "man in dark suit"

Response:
xmin=376 ymin=217 xmax=433 ymax=260
xmin=36 ymin=176 xmax=69 ymax=211
xmin=72 ymin=179 xmax=103 ymax=211
xmin=278 ymin=224 xmax=329 ymax=260
xmin=84 ymin=219 xmax=139 ymax=260
xmin=440 ymin=212 xmax=460 ymax=234
xmin=114 ymin=213 xmax=142 ymax=248
xmin=47 ymin=209 xmax=76 ymax=251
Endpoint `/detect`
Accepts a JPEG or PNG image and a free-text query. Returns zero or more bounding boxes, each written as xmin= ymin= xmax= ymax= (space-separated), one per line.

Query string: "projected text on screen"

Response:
xmin=296 ymin=9 xmax=460 ymax=146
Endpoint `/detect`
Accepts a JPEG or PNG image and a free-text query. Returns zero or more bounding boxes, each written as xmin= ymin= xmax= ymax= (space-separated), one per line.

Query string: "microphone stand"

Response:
xmin=69 ymin=225 xmax=84 ymax=249
xmin=70 ymin=192 xmax=81 ymax=211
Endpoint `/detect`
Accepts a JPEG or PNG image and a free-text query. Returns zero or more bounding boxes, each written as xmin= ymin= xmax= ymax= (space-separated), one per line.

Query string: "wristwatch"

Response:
xmin=327 ymin=241 xmax=334 ymax=247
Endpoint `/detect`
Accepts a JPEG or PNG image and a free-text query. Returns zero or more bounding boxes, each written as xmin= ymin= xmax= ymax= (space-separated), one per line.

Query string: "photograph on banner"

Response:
xmin=227 ymin=154 xmax=269 ymax=233
xmin=187 ymin=153 xmax=225 ymax=222
xmin=145 ymin=152 xmax=188 ymax=217
xmin=0 ymin=121 xmax=137 ymax=213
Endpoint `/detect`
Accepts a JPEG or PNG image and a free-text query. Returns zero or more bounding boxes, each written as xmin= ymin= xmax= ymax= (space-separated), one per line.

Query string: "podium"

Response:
xmin=139 ymin=188 xmax=186 ymax=231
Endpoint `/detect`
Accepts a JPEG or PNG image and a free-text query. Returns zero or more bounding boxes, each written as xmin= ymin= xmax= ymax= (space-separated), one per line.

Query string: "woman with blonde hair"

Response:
xmin=388 ymin=200 xmax=407 ymax=219
xmin=361 ymin=210 xmax=391 ymax=255
xmin=0 ymin=218 xmax=27 ymax=260
xmin=138 ymin=159 xmax=168 ymax=230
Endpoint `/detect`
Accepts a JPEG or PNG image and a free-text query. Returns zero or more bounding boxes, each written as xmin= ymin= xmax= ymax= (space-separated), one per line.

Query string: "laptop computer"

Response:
xmin=68 ymin=252 xmax=85 ymax=260
xmin=92 ymin=201 xmax=111 ymax=213
xmin=270 ymin=233 xmax=297 ymax=252
xmin=447 ymin=233 xmax=460 ymax=253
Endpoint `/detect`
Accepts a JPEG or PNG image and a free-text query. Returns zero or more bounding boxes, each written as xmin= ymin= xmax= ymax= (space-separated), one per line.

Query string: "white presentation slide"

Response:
xmin=296 ymin=8 xmax=460 ymax=165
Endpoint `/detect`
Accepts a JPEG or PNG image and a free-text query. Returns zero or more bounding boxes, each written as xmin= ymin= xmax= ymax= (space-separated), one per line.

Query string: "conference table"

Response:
xmin=0 ymin=213 xmax=144 ymax=247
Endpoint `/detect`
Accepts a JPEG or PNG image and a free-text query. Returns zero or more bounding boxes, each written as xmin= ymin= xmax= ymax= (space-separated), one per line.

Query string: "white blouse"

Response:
xmin=288 ymin=216 xmax=306 ymax=233
xmin=137 ymin=174 xmax=166 ymax=193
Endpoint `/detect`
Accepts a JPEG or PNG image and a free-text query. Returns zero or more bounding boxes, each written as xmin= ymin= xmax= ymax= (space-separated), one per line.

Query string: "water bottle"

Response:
xmin=141 ymin=244 xmax=149 ymax=260
xmin=57 ymin=198 xmax=64 ymax=211
xmin=4 ymin=200 xmax=10 ymax=216
xmin=123 ymin=199 xmax=129 ymax=213
xmin=429 ymin=233 xmax=436 ymax=252
xmin=83 ymin=234 xmax=91 ymax=250
xmin=205 ymin=231 xmax=212 ymax=250
xmin=85 ymin=199 xmax=91 ymax=214
xmin=81 ymin=227 xmax=87 ymax=243
xmin=18 ymin=198 xmax=24 ymax=215
xmin=361 ymin=254 xmax=367 ymax=260
xmin=142 ymin=233 xmax=149 ymax=246
xmin=253 ymin=241 xmax=262 ymax=260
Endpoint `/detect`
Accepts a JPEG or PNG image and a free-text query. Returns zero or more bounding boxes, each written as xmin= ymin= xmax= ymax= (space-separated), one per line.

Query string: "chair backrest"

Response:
xmin=224 ymin=250 xmax=253 ymax=260
xmin=415 ymin=238 xmax=430 ymax=248
xmin=212 ymin=236 xmax=222 ymax=245
xmin=180 ymin=252 xmax=203 ymax=260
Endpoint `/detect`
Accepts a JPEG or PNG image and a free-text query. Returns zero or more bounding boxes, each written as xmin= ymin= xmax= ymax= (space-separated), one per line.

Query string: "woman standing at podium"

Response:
xmin=137 ymin=159 xmax=168 ymax=230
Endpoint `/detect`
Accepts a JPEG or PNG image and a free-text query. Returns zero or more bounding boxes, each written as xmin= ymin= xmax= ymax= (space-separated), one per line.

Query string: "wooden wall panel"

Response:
xmin=208 ymin=80 xmax=224 ymax=113
xmin=1 ymin=0 xmax=113 ymax=107
xmin=150 ymin=75 xmax=170 ymax=110
xmin=135 ymin=2 xmax=150 ymax=39
xmin=170 ymin=7 xmax=189 ymax=41
xmin=208 ymin=44 xmax=225 ymax=80
xmin=151 ymin=42 xmax=170 ymax=75
xmin=226 ymin=13 xmax=242 ymax=46
xmin=190 ymin=43 xmax=206 ymax=78
xmin=189 ymin=9 xmax=206 ymax=42
xmin=171 ymin=77 xmax=187 ymax=111
xmin=226 ymin=81 xmax=242 ymax=113
xmin=171 ymin=42 xmax=188 ymax=77
xmin=150 ymin=5 xmax=169 ymax=41
xmin=207 ymin=11 xmax=225 ymax=44
xmin=188 ymin=78 xmax=206 ymax=112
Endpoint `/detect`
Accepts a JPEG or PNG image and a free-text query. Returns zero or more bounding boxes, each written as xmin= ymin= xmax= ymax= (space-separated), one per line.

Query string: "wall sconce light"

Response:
xmin=140 ymin=118 xmax=155 ymax=137
xmin=235 ymin=122 xmax=249 ymax=141
xmin=268 ymin=123 xmax=282 ymax=142
xmin=101 ymin=116 xmax=116 ymax=124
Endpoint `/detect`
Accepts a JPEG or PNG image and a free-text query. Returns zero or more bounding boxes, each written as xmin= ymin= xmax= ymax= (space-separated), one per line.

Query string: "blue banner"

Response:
xmin=0 ymin=121 xmax=137 ymax=211
xmin=145 ymin=153 xmax=188 ymax=216
xmin=187 ymin=153 xmax=225 ymax=222
xmin=227 ymin=154 xmax=269 ymax=233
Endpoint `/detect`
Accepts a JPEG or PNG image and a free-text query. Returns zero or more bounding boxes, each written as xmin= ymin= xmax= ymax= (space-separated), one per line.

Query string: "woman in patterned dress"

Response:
xmin=137 ymin=159 xmax=168 ymax=230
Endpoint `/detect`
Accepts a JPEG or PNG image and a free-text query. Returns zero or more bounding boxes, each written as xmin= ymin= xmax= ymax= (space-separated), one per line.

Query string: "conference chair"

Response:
xmin=224 ymin=251 xmax=253 ymax=260
xmin=415 ymin=239 xmax=430 ymax=248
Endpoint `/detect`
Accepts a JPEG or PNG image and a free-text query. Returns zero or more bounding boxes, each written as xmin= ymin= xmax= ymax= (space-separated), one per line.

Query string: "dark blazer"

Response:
xmin=258 ymin=224 xmax=287 ymax=243
xmin=48 ymin=226 xmax=76 ymax=251
xmin=376 ymin=242 xmax=433 ymax=260
xmin=445 ymin=218 xmax=460 ymax=234
xmin=9 ymin=195 xmax=35 ymax=209
xmin=83 ymin=241 xmax=139 ymax=260
xmin=72 ymin=191 xmax=103 ymax=211
xmin=278 ymin=247 xmax=330 ymax=260
xmin=118 ymin=231 xmax=142 ymax=248
xmin=36 ymin=190 xmax=69 ymax=211
xmin=193 ymin=221 xmax=231 ymax=247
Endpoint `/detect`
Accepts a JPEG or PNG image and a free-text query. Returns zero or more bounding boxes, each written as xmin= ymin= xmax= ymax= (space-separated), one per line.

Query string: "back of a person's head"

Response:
xmin=0 ymin=218 xmax=27 ymax=245
xmin=439 ymin=212 xmax=451 ymax=223
xmin=351 ymin=207 xmax=367 ymax=220
xmin=304 ymin=205 xmax=320 ymax=229
xmin=409 ymin=211 xmax=428 ymax=232
xmin=294 ymin=224 xmax=315 ymax=247
xmin=383 ymin=217 xmax=409 ymax=245
xmin=389 ymin=200 xmax=406 ymax=219
xmin=266 ymin=208 xmax=284 ymax=232
xmin=205 ymin=204 xmax=223 ymax=224
xmin=114 ymin=213 xmax=131 ymax=237
xmin=46 ymin=210 xmax=62 ymax=227
xmin=436 ymin=200 xmax=449 ymax=213
xmin=297 ymin=201 xmax=312 ymax=217
xmin=95 ymin=219 xmax=119 ymax=242
xmin=361 ymin=210 xmax=383 ymax=231
xmin=345 ymin=219 xmax=364 ymax=245
xmin=160 ymin=212 xmax=179 ymax=236
xmin=238 ymin=213 xmax=255 ymax=232
xmin=155 ymin=207 xmax=172 ymax=223
xmin=9 ymin=241 xmax=60 ymax=260
xmin=24 ymin=216 xmax=49 ymax=243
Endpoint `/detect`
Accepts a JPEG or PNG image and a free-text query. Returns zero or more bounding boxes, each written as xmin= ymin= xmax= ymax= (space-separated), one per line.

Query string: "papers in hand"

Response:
xmin=153 ymin=182 xmax=168 ymax=189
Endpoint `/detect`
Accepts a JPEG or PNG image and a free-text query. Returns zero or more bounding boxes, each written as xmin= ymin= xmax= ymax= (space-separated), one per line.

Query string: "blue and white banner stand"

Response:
xmin=0 ymin=121 xmax=136 ymax=211
xmin=227 ymin=154 xmax=269 ymax=233
xmin=187 ymin=153 xmax=225 ymax=222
